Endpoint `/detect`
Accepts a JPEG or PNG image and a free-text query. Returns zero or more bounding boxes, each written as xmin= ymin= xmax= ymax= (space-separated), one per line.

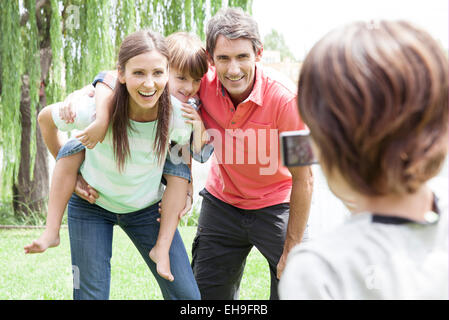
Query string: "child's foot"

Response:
xmin=149 ymin=246 xmax=174 ymax=282
xmin=24 ymin=229 xmax=60 ymax=254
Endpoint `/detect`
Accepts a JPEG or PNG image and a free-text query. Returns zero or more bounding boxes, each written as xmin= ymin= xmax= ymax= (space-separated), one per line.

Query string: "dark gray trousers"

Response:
xmin=191 ymin=189 xmax=290 ymax=300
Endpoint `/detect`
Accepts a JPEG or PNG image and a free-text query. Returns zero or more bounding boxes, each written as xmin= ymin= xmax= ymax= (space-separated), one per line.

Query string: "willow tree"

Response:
xmin=0 ymin=0 xmax=251 ymax=218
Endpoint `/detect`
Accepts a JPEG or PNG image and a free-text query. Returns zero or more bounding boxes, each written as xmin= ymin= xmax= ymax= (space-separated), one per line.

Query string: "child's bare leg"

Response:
xmin=149 ymin=175 xmax=189 ymax=281
xmin=37 ymin=103 xmax=66 ymax=159
xmin=24 ymin=150 xmax=85 ymax=254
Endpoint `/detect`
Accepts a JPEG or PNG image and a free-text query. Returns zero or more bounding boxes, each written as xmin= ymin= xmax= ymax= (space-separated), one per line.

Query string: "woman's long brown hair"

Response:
xmin=110 ymin=30 xmax=171 ymax=171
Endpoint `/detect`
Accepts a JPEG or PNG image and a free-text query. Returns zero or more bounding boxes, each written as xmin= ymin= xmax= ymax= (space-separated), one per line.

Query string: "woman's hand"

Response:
xmin=75 ymin=174 xmax=99 ymax=204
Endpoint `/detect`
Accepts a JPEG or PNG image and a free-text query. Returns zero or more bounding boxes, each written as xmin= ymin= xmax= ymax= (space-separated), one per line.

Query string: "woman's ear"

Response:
xmin=118 ymin=66 xmax=126 ymax=84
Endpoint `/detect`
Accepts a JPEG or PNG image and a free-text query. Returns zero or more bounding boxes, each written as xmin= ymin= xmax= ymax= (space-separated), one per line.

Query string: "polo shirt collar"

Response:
xmin=246 ymin=64 xmax=264 ymax=107
xmin=215 ymin=64 xmax=265 ymax=107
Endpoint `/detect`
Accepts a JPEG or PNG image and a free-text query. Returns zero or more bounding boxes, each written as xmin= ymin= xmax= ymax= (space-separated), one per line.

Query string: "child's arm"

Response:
xmin=180 ymin=103 xmax=209 ymax=154
xmin=75 ymin=82 xmax=114 ymax=149
xmin=37 ymin=104 xmax=66 ymax=159
xmin=58 ymin=70 xmax=117 ymax=149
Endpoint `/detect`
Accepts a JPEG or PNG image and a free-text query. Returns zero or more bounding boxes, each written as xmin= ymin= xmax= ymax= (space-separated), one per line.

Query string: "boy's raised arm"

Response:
xmin=60 ymin=70 xmax=117 ymax=148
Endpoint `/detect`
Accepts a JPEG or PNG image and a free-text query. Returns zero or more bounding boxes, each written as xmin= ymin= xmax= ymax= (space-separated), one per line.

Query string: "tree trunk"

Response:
xmin=13 ymin=75 xmax=49 ymax=217
xmin=12 ymin=45 xmax=52 ymax=217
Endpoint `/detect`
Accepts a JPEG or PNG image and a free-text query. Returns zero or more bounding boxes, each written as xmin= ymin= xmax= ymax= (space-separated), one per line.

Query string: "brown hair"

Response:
xmin=166 ymin=32 xmax=209 ymax=79
xmin=298 ymin=20 xmax=448 ymax=196
xmin=206 ymin=7 xmax=262 ymax=58
xmin=111 ymin=30 xmax=171 ymax=171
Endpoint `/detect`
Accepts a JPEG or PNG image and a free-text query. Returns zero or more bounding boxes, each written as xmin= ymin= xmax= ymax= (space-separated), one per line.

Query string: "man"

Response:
xmin=191 ymin=8 xmax=313 ymax=300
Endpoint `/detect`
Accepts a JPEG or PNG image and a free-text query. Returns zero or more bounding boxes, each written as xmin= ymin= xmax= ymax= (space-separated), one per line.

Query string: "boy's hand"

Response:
xmin=75 ymin=119 xmax=108 ymax=149
xmin=75 ymin=174 xmax=99 ymax=204
xmin=180 ymin=103 xmax=202 ymax=126
xmin=181 ymin=103 xmax=207 ymax=154
xmin=60 ymin=85 xmax=96 ymax=123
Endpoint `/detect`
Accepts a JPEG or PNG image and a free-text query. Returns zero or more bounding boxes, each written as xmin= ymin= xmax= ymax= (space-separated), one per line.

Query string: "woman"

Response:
xmin=62 ymin=30 xmax=200 ymax=300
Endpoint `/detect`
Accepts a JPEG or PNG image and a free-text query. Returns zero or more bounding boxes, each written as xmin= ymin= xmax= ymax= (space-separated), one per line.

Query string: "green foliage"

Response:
xmin=136 ymin=0 xmax=156 ymax=29
xmin=46 ymin=0 xmax=65 ymax=105
xmin=23 ymin=0 xmax=41 ymax=181
xmin=115 ymin=0 xmax=137 ymax=49
xmin=229 ymin=0 xmax=252 ymax=13
xmin=0 ymin=0 xmax=24 ymax=202
xmin=163 ymin=0 xmax=183 ymax=35
xmin=184 ymin=0 xmax=192 ymax=31
xmin=264 ymin=29 xmax=296 ymax=62
xmin=85 ymin=1 xmax=114 ymax=84
xmin=210 ymin=0 xmax=222 ymax=16
xmin=62 ymin=0 xmax=82 ymax=94
xmin=193 ymin=0 xmax=205 ymax=40
xmin=63 ymin=1 xmax=115 ymax=95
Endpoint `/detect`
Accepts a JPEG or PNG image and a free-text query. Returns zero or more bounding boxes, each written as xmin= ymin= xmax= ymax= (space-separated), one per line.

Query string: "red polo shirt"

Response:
xmin=199 ymin=64 xmax=305 ymax=209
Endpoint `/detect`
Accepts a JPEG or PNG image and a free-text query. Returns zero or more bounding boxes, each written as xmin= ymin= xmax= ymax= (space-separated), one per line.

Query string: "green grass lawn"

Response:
xmin=0 ymin=226 xmax=270 ymax=300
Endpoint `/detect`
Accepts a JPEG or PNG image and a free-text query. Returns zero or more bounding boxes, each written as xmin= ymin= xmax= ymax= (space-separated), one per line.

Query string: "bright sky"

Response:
xmin=252 ymin=0 xmax=448 ymax=60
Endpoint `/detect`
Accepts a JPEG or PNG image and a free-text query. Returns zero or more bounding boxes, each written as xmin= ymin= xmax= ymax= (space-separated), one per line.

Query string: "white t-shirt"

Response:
xmin=51 ymin=95 xmax=96 ymax=131
xmin=279 ymin=188 xmax=448 ymax=300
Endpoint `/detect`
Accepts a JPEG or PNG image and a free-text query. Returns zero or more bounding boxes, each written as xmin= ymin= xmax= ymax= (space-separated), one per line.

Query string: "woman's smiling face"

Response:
xmin=118 ymin=50 xmax=169 ymax=121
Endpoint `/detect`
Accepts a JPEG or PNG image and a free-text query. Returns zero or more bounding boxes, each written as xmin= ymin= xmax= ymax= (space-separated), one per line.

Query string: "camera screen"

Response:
xmin=280 ymin=131 xmax=318 ymax=167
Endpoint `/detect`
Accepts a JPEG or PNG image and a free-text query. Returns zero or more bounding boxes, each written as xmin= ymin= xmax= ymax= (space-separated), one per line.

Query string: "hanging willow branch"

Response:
xmin=115 ymin=0 xmax=137 ymax=49
xmin=46 ymin=0 xmax=65 ymax=105
xmin=210 ymin=0 xmax=221 ymax=16
xmin=229 ymin=0 xmax=251 ymax=12
xmin=163 ymin=0 xmax=183 ymax=35
xmin=137 ymin=0 xmax=154 ymax=29
xmin=0 ymin=0 xmax=24 ymax=202
xmin=184 ymin=0 xmax=192 ymax=31
xmin=193 ymin=0 xmax=205 ymax=41
xmin=81 ymin=0 xmax=114 ymax=86
xmin=23 ymin=0 xmax=42 ymax=181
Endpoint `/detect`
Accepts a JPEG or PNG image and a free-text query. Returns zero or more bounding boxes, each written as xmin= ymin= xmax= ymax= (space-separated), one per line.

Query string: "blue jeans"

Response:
xmin=68 ymin=193 xmax=200 ymax=300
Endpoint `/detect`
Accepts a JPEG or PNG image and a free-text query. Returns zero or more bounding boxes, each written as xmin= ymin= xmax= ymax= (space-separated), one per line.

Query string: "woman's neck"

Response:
xmin=128 ymin=101 xmax=159 ymax=122
xmin=356 ymin=185 xmax=434 ymax=222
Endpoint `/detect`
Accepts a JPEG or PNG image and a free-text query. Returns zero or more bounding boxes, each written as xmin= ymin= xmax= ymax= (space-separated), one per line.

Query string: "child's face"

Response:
xmin=169 ymin=68 xmax=202 ymax=103
xmin=119 ymin=50 xmax=169 ymax=119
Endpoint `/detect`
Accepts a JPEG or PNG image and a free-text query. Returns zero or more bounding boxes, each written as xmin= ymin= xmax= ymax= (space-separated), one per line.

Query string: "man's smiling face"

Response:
xmin=211 ymin=35 xmax=262 ymax=105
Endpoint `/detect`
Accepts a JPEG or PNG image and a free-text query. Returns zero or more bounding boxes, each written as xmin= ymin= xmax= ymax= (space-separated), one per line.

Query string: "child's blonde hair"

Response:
xmin=166 ymin=32 xmax=209 ymax=79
